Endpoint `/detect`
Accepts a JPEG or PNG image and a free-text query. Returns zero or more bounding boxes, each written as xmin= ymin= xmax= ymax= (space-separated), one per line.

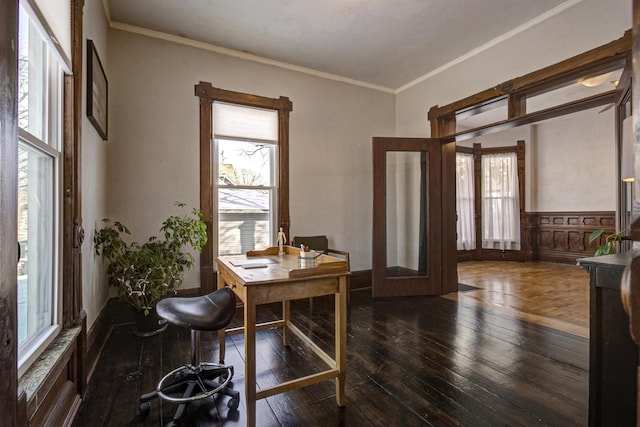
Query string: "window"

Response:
xmin=214 ymin=102 xmax=278 ymax=256
xmin=481 ymin=152 xmax=521 ymax=250
xmin=455 ymin=152 xmax=475 ymax=250
xmin=196 ymin=83 xmax=292 ymax=293
xmin=17 ymin=2 xmax=67 ymax=373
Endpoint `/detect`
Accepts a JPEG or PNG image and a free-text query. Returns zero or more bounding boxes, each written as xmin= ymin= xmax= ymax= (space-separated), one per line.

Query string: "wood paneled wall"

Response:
xmin=526 ymin=211 xmax=615 ymax=263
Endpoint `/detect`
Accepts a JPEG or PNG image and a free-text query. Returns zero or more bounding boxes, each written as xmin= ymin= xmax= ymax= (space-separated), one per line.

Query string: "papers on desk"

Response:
xmin=230 ymin=258 xmax=279 ymax=269
xmin=242 ymin=264 xmax=268 ymax=269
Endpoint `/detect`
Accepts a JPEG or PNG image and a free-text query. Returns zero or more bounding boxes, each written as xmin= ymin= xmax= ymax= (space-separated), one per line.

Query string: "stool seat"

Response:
xmin=157 ymin=287 xmax=236 ymax=331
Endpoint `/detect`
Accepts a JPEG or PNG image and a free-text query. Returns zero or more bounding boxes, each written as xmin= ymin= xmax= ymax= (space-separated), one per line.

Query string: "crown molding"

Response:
xmin=109 ymin=21 xmax=396 ymax=94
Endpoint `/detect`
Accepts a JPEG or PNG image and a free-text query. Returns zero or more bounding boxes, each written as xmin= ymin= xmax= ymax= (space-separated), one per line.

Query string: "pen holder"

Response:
xmin=299 ymin=251 xmax=317 ymax=259
xmin=298 ymin=251 xmax=318 ymax=268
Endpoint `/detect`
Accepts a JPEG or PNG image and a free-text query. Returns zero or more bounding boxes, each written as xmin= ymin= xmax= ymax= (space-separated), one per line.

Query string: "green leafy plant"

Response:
xmin=589 ymin=228 xmax=629 ymax=256
xmin=94 ymin=202 xmax=207 ymax=315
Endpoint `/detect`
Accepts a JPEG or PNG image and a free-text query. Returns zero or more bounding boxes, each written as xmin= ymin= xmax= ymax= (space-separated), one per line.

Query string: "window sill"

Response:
xmin=18 ymin=325 xmax=81 ymax=402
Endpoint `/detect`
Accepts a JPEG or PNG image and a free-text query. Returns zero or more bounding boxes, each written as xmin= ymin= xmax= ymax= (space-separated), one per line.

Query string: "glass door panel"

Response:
xmin=372 ymin=137 xmax=443 ymax=297
xmin=385 ymin=151 xmax=428 ymax=277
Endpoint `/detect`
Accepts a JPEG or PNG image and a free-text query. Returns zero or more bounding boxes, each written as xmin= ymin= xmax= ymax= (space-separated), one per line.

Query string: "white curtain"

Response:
xmin=456 ymin=153 xmax=476 ymax=250
xmin=482 ymin=153 xmax=520 ymax=250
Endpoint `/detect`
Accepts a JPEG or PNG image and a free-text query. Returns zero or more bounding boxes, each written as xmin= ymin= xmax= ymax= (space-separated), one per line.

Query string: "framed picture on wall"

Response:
xmin=87 ymin=39 xmax=108 ymax=140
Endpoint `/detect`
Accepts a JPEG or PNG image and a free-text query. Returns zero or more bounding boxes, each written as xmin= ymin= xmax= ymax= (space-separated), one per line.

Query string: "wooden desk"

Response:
xmin=216 ymin=246 xmax=350 ymax=427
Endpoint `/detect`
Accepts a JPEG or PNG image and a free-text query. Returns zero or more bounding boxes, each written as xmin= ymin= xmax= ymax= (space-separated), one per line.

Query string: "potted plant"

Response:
xmin=589 ymin=228 xmax=631 ymax=256
xmin=94 ymin=202 xmax=207 ymax=336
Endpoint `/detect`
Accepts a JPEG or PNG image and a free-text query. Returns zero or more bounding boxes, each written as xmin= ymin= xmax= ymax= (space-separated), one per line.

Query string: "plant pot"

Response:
xmin=132 ymin=306 xmax=168 ymax=337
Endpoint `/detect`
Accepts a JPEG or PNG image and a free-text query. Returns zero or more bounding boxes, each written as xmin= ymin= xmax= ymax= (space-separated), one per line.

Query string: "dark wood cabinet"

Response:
xmin=579 ymin=253 xmax=638 ymax=427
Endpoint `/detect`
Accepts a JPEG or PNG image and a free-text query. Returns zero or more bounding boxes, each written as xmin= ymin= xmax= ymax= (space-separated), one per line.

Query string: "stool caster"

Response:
xmin=139 ymin=401 xmax=151 ymax=417
xmin=227 ymin=394 xmax=240 ymax=411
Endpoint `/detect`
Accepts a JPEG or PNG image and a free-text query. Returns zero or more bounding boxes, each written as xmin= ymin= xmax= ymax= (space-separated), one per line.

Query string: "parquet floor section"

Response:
xmin=450 ymin=261 xmax=590 ymax=338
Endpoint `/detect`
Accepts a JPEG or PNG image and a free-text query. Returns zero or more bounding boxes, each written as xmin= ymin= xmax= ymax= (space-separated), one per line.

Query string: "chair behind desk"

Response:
xmin=292 ymin=235 xmax=350 ymax=309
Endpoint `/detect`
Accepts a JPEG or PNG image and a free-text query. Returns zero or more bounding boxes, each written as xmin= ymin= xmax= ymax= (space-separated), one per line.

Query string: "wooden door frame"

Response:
xmin=372 ymin=137 xmax=446 ymax=297
xmin=429 ymin=31 xmax=631 ymax=290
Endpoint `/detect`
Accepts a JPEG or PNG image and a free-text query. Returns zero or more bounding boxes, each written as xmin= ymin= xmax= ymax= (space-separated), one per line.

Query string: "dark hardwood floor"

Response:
xmin=74 ymin=289 xmax=588 ymax=426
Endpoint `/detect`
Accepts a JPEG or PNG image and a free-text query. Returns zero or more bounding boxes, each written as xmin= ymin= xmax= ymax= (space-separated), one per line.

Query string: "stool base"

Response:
xmin=139 ymin=362 xmax=239 ymax=424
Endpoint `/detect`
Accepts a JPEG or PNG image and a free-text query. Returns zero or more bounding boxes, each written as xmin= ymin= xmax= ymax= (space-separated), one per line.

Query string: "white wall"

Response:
xmin=396 ymin=0 xmax=631 ymax=137
xmin=82 ymin=0 xmax=109 ymax=330
xmin=533 ymin=107 xmax=615 ymax=211
xmin=107 ymin=29 xmax=395 ymax=284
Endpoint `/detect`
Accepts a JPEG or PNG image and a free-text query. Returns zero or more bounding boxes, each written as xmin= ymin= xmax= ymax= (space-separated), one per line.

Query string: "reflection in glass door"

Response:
xmin=386 ymin=151 xmax=428 ymax=277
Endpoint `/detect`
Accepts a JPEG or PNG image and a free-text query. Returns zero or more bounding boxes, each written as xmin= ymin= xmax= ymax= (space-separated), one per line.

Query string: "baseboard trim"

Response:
xmin=85 ymin=303 xmax=113 ymax=383
xmin=350 ymin=270 xmax=371 ymax=290
xmin=533 ymin=251 xmax=586 ymax=264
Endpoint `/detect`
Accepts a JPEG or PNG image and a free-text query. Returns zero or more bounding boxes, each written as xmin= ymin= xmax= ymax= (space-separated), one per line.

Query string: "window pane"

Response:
xmin=456 ymin=153 xmax=476 ymax=250
xmin=218 ymin=188 xmax=272 ymax=255
xmin=481 ymin=152 xmax=520 ymax=250
xmin=17 ymin=141 xmax=55 ymax=347
xmin=18 ymin=5 xmax=47 ymax=140
xmin=456 ymin=97 xmax=507 ymax=132
xmin=218 ymin=139 xmax=274 ymax=186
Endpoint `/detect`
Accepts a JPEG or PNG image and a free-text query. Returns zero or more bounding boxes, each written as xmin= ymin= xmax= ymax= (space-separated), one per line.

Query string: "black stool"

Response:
xmin=139 ymin=287 xmax=240 ymax=424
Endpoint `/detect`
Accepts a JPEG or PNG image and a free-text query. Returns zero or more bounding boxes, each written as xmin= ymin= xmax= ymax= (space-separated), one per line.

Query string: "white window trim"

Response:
xmin=16 ymin=1 xmax=66 ymax=375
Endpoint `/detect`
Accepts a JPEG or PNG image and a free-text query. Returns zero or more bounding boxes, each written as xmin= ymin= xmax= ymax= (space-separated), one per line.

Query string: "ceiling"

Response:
xmin=107 ymin=0 xmax=570 ymax=91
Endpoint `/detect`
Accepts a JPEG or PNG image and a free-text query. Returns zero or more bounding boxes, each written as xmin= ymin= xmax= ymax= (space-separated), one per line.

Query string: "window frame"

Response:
xmin=214 ymin=130 xmax=278 ymax=257
xmin=16 ymin=0 xmax=70 ymax=376
xmin=455 ymin=142 xmax=525 ymax=261
xmin=481 ymin=150 xmax=521 ymax=250
xmin=195 ymin=82 xmax=292 ymax=294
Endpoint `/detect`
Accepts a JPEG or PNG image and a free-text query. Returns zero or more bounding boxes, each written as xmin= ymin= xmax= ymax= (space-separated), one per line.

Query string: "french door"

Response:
xmin=372 ymin=137 xmax=455 ymax=297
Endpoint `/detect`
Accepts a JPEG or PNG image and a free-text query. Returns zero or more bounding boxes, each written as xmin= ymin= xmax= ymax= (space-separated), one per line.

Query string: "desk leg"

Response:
xmin=216 ymin=272 xmax=227 ymax=364
xmin=282 ymin=300 xmax=290 ymax=346
xmin=335 ymin=275 xmax=347 ymax=407
xmin=244 ymin=291 xmax=257 ymax=427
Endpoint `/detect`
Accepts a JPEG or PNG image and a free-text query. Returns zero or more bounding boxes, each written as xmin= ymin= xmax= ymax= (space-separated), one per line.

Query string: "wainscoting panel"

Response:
xmin=526 ymin=211 xmax=615 ymax=263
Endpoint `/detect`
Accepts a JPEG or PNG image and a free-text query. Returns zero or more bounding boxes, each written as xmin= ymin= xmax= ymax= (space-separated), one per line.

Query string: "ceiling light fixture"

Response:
xmin=580 ymin=74 xmax=610 ymax=87
xmin=580 ymin=71 xmax=619 ymax=88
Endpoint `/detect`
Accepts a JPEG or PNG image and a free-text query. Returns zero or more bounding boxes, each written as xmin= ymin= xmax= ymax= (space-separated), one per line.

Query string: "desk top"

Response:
xmin=577 ymin=252 xmax=632 ymax=270
xmin=216 ymin=246 xmax=350 ymax=286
